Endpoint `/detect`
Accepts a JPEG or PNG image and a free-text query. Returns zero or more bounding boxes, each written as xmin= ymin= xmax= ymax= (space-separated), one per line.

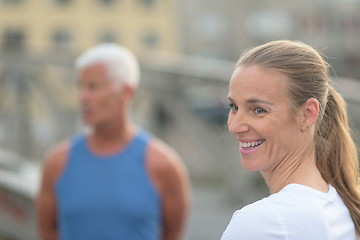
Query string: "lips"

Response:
xmin=238 ymin=139 xmax=265 ymax=155
xmin=239 ymin=140 xmax=265 ymax=149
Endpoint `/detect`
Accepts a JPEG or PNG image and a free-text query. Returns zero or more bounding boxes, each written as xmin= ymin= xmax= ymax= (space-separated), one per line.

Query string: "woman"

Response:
xmin=221 ymin=40 xmax=360 ymax=239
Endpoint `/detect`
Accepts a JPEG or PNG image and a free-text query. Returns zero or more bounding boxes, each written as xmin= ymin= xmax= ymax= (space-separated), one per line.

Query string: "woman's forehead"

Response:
xmin=229 ymin=65 xmax=289 ymax=102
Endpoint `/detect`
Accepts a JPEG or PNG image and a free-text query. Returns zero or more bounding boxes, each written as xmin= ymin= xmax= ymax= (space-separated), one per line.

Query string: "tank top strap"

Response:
xmin=123 ymin=130 xmax=152 ymax=161
xmin=135 ymin=130 xmax=152 ymax=145
xmin=69 ymin=134 xmax=88 ymax=155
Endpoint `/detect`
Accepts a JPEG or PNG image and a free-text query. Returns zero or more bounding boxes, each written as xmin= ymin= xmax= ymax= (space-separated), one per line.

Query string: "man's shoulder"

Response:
xmin=145 ymin=137 xmax=189 ymax=190
xmin=147 ymin=137 xmax=178 ymax=156
xmin=146 ymin=138 xmax=182 ymax=172
xmin=44 ymin=134 xmax=85 ymax=167
xmin=42 ymin=140 xmax=71 ymax=179
xmin=47 ymin=140 xmax=71 ymax=161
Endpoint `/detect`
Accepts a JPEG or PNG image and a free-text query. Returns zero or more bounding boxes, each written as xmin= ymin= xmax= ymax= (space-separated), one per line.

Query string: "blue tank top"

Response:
xmin=55 ymin=131 xmax=161 ymax=240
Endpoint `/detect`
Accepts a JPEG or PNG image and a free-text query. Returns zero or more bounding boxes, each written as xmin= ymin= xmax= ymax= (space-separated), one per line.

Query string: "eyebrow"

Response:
xmin=227 ymin=97 xmax=274 ymax=106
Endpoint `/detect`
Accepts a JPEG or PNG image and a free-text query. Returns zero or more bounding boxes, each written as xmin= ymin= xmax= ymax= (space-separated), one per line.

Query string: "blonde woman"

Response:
xmin=222 ymin=40 xmax=360 ymax=239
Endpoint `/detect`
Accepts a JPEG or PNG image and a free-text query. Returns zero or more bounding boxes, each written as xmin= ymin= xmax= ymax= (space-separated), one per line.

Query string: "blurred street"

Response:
xmin=184 ymin=184 xmax=237 ymax=240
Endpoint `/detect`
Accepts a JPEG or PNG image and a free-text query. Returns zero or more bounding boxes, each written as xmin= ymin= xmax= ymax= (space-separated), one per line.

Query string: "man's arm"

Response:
xmin=147 ymin=139 xmax=191 ymax=240
xmin=36 ymin=142 xmax=69 ymax=240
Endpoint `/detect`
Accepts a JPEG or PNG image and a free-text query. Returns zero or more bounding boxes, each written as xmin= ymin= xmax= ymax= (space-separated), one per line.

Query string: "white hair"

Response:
xmin=75 ymin=43 xmax=140 ymax=88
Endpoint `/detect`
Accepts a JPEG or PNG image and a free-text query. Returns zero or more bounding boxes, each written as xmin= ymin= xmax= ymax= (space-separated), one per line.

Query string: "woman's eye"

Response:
xmin=229 ymin=103 xmax=238 ymax=112
xmin=254 ymin=107 xmax=266 ymax=115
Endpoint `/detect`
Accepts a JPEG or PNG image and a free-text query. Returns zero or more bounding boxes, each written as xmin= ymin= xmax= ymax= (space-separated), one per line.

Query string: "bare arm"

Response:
xmin=147 ymin=139 xmax=191 ymax=240
xmin=36 ymin=143 xmax=69 ymax=240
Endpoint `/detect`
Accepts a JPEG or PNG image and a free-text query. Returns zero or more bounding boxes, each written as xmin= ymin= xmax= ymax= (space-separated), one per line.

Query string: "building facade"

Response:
xmin=179 ymin=0 xmax=360 ymax=79
xmin=0 ymin=0 xmax=181 ymax=57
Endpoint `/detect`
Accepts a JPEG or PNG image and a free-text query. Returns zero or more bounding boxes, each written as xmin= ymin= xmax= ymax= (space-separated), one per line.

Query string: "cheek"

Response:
xmin=227 ymin=113 xmax=236 ymax=132
xmin=105 ymin=94 xmax=122 ymax=111
xmin=227 ymin=113 xmax=232 ymax=127
xmin=266 ymin=119 xmax=299 ymax=151
xmin=97 ymin=91 xmax=116 ymax=104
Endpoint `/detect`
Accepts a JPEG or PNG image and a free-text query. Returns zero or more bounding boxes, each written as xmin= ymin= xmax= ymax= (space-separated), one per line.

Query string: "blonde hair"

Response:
xmin=236 ymin=40 xmax=360 ymax=234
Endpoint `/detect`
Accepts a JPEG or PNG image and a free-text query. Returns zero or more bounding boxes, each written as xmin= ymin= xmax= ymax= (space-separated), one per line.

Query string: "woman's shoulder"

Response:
xmin=234 ymin=186 xmax=311 ymax=220
xmin=264 ymin=184 xmax=329 ymax=221
xmin=221 ymin=184 xmax=332 ymax=240
xmin=221 ymin=197 xmax=288 ymax=240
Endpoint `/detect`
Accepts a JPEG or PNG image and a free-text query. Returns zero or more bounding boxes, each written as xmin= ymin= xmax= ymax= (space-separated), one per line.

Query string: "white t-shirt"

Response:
xmin=221 ymin=184 xmax=356 ymax=240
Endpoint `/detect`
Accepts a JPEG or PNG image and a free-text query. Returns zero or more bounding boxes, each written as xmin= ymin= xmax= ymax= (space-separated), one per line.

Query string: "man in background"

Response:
xmin=36 ymin=44 xmax=190 ymax=240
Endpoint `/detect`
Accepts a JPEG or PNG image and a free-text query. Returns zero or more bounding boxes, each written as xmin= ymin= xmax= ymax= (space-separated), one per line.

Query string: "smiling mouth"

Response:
xmin=239 ymin=140 xmax=265 ymax=149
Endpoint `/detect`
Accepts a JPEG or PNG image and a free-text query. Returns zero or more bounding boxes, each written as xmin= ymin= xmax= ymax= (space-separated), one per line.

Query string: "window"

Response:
xmin=244 ymin=10 xmax=293 ymax=40
xmin=98 ymin=0 xmax=116 ymax=6
xmin=52 ymin=29 xmax=72 ymax=51
xmin=139 ymin=0 xmax=155 ymax=8
xmin=142 ymin=31 xmax=158 ymax=48
xmin=2 ymin=29 xmax=25 ymax=51
xmin=341 ymin=13 xmax=360 ymax=33
xmin=99 ymin=32 xmax=118 ymax=43
xmin=1 ymin=0 xmax=23 ymax=5
xmin=192 ymin=11 xmax=227 ymax=42
xmin=50 ymin=0 xmax=71 ymax=6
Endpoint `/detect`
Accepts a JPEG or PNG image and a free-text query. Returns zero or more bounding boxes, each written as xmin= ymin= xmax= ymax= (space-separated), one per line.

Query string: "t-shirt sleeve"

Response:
xmin=221 ymin=199 xmax=287 ymax=240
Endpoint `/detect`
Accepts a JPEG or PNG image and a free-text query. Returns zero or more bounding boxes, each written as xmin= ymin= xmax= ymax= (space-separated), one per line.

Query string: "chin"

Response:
xmin=241 ymin=158 xmax=262 ymax=172
xmin=82 ymin=117 xmax=97 ymax=126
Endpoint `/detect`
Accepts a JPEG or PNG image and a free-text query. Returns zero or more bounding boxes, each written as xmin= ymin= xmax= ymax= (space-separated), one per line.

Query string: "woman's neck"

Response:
xmin=261 ymin=144 xmax=328 ymax=194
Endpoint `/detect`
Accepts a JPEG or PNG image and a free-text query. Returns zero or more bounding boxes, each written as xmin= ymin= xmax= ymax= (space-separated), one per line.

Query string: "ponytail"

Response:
xmin=315 ymin=85 xmax=360 ymax=234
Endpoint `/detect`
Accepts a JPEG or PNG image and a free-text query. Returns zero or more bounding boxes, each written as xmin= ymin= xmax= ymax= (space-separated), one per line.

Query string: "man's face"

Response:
xmin=78 ymin=63 xmax=123 ymax=127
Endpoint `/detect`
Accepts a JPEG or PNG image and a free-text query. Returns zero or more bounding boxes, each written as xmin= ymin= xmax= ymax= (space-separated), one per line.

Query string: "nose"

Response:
xmin=228 ymin=111 xmax=250 ymax=135
xmin=79 ymin=87 xmax=89 ymax=103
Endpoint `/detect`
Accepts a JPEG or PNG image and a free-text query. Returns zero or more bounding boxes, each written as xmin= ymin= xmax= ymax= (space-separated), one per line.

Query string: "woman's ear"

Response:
xmin=300 ymin=98 xmax=319 ymax=131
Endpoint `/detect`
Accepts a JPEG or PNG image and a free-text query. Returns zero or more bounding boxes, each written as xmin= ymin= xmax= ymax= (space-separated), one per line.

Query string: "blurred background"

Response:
xmin=0 ymin=0 xmax=360 ymax=239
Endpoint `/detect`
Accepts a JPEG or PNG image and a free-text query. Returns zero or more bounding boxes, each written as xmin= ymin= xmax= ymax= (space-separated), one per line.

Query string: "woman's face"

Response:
xmin=227 ymin=65 xmax=305 ymax=173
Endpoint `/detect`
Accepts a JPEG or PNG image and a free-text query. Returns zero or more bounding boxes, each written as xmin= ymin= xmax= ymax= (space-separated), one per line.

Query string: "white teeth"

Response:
xmin=240 ymin=140 xmax=264 ymax=149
